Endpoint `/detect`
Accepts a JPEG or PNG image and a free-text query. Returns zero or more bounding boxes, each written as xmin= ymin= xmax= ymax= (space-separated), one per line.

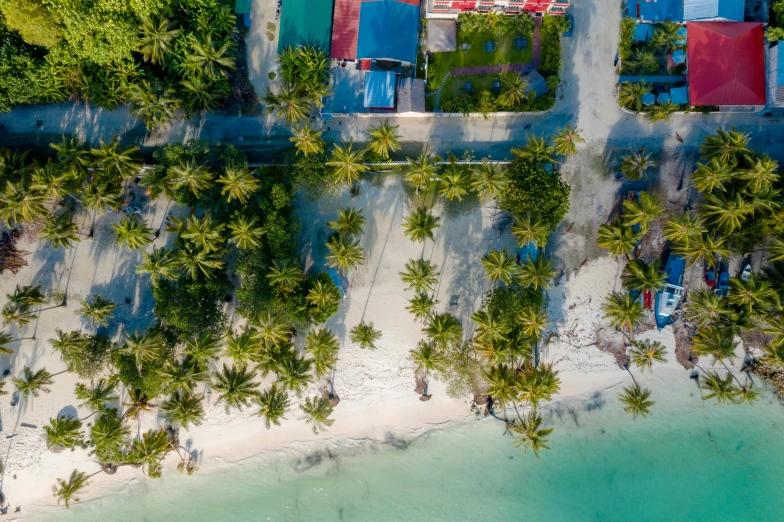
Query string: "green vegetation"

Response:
xmin=0 ymin=0 xmax=254 ymax=124
xmin=263 ymin=45 xmax=329 ymax=126
xmin=768 ymin=0 xmax=784 ymax=41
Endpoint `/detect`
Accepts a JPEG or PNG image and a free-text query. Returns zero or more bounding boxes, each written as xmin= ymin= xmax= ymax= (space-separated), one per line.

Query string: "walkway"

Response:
xmin=433 ymin=72 xmax=452 ymax=112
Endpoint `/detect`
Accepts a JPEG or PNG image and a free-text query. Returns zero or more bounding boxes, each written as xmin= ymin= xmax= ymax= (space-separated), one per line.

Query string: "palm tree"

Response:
xmin=511 ymin=134 xmax=554 ymax=164
xmin=52 ymin=469 xmax=91 ymax=508
xmin=674 ymin=233 xmax=730 ymax=270
xmin=621 ymin=147 xmax=656 ymax=181
xmin=760 ymin=342 xmax=784 ymax=368
xmin=184 ymin=35 xmax=235 ymax=79
xmin=626 ymin=49 xmax=659 ymax=74
xmin=181 ymin=214 xmax=226 ymax=252
xmin=290 ymin=124 xmax=324 ymax=156
xmin=228 ymin=214 xmax=264 ymax=249
xmin=175 ymin=246 xmax=225 ymax=279
xmin=160 ymin=357 xmax=209 ymax=395
xmin=327 ymin=207 xmax=366 ymax=238
xmin=406 ymin=292 xmax=437 ymax=321
xmin=325 ymin=235 xmax=365 ymax=272
xmin=512 ymin=212 xmax=549 ymax=249
xmin=617 ymin=81 xmax=651 ymax=112
xmin=622 ymin=259 xmax=665 ymax=293
xmin=517 ymin=256 xmax=556 ymax=290
xmin=212 ymin=364 xmax=260 ymax=413
xmin=647 ymin=101 xmax=678 ymax=122
xmin=89 ymin=140 xmax=141 ymax=181
xmin=129 ymin=81 xmax=179 ymax=131
xmin=699 ymin=127 xmax=751 ymax=166
xmin=482 ymin=248 xmax=518 ymax=285
xmin=409 ymin=340 xmax=446 ymax=381
xmin=300 ymin=395 xmax=335 ymax=434
xmin=628 ymin=340 xmax=667 ymax=371
xmin=403 ymin=207 xmax=440 ymax=243
xmin=603 ymin=292 xmax=643 ymax=340
xmin=405 ymin=146 xmax=439 ymax=196
xmin=169 ymin=160 xmax=213 ymax=197
xmin=250 ymin=313 xmax=291 ymax=348
xmin=471 ymin=309 xmax=510 ymax=345
xmin=597 ymin=219 xmax=638 ymax=259
xmin=74 ymin=378 xmax=118 ymax=413
xmin=81 ymin=182 xmax=123 ymax=234
xmin=327 ymin=141 xmax=367 ymax=186
xmin=691 ymin=158 xmax=733 ymax=193
xmin=128 ymin=429 xmax=171 ymax=478
xmin=276 ymin=355 xmax=313 ymax=395
xmin=139 ymin=16 xmax=181 ymax=64
xmin=683 ymin=289 xmax=732 ymax=328
xmin=399 ymin=258 xmax=440 ymax=293
xmin=700 ymin=371 xmax=740 ymax=404
xmin=618 ymin=383 xmax=654 ymax=418
xmin=483 ymin=364 xmax=517 ymax=418
xmin=469 ymin=160 xmax=508 ymax=203
xmin=622 ymin=192 xmax=664 ymax=232
xmin=424 ymin=313 xmax=462 ymax=349
xmin=305 ymin=279 xmax=341 ymax=311
xmin=226 ymin=331 xmax=261 ymax=367
xmin=136 ymin=247 xmax=179 ymax=283
xmin=728 ymin=277 xmax=773 ymax=317
xmin=515 ymin=363 xmax=561 ymax=412
xmin=368 ymin=120 xmax=401 ymax=160
xmin=0 ymin=181 xmax=48 ymax=226
xmin=44 ymin=415 xmax=84 ymax=450
xmin=498 ymin=72 xmax=530 ymax=108
xmin=112 ymin=216 xmax=153 ymax=250
xmin=14 ymin=366 xmax=55 ymax=399
xmin=509 ymin=411 xmax=553 ymax=459
xmin=182 ymin=331 xmax=223 ymax=365
xmin=51 ymin=135 xmax=90 ymax=174
xmin=77 ymin=295 xmax=116 ymax=327
xmin=699 ymin=192 xmax=751 ymax=234
xmin=216 ymin=166 xmax=259 ymax=204
xmin=439 ymin=168 xmax=470 ymax=201
xmin=122 ymin=388 xmax=158 ymax=420
xmin=179 ymin=76 xmax=227 ymax=115
xmin=160 ymin=392 xmax=205 ymax=430
xmin=90 ymin=409 xmax=129 ymax=465
xmin=267 ymin=259 xmax=304 ymax=294
xmin=41 ymin=212 xmax=80 ymax=249
xmin=350 ymin=322 xmax=382 ymax=349
xmin=518 ymin=307 xmax=549 ymax=338
xmin=552 ymin=125 xmax=584 ymax=157
xmin=264 ymin=85 xmax=311 ymax=125
xmin=652 ymin=20 xmax=681 ymax=52
xmin=120 ymin=330 xmax=163 ymax=369
xmin=32 ymin=163 xmax=76 ymax=202
xmin=50 ymin=329 xmax=87 ymax=357
xmin=256 ymin=384 xmax=290 ymax=429
xmin=662 ymin=212 xmax=706 ymax=247
xmin=741 ymin=154 xmax=779 ymax=193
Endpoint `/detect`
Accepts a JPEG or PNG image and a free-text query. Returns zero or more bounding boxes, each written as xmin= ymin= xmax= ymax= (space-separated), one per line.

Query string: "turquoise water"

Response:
xmin=34 ymin=376 xmax=784 ymax=522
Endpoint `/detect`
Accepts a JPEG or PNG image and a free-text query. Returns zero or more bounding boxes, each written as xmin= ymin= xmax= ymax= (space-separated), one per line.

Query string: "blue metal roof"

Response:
xmin=670 ymin=86 xmax=689 ymax=104
xmin=627 ymin=0 xmax=683 ymax=21
xmin=634 ymin=24 xmax=653 ymax=42
xmin=683 ymin=0 xmax=743 ymax=20
xmin=356 ymin=0 xmax=419 ymax=62
xmin=364 ymin=71 xmax=397 ymax=108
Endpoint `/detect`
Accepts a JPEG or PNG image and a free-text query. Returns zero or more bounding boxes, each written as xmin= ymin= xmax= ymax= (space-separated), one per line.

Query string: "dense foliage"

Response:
xmin=0 ymin=0 xmax=251 ymax=125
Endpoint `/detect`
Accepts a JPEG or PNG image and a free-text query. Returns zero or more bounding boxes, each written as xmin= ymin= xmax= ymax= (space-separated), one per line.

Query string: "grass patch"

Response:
xmin=427 ymin=29 xmax=532 ymax=93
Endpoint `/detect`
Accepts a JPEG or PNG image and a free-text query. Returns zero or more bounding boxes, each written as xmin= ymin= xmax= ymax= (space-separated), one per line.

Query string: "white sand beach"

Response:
xmin=0 ymin=157 xmax=755 ymax=518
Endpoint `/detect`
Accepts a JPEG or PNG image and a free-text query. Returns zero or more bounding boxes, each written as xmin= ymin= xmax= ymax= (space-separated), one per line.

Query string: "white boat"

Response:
xmin=655 ymin=254 xmax=685 ymax=330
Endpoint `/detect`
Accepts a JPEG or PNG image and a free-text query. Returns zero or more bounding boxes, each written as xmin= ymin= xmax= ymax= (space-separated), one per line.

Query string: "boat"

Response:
xmin=655 ymin=254 xmax=685 ymax=330
xmin=740 ymin=259 xmax=752 ymax=282
xmin=704 ymin=259 xmax=716 ymax=288
xmin=716 ymin=271 xmax=730 ymax=298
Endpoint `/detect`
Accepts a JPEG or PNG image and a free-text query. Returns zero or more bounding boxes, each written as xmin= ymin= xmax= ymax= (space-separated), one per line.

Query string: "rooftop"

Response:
xmin=278 ymin=0 xmax=335 ymax=52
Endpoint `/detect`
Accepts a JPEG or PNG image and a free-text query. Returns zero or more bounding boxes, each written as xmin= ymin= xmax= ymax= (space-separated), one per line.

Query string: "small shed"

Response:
xmin=670 ymin=86 xmax=689 ymax=105
xmin=427 ymin=20 xmax=457 ymax=53
xmin=768 ymin=44 xmax=784 ymax=106
xmin=397 ymin=77 xmax=426 ymax=113
xmin=364 ymin=71 xmax=397 ymax=109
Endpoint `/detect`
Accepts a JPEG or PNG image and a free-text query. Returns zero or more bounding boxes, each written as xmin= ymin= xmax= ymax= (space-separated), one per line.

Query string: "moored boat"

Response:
xmin=655 ymin=254 xmax=685 ymax=330
xmin=704 ymin=259 xmax=716 ymax=288
xmin=716 ymin=271 xmax=730 ymax=298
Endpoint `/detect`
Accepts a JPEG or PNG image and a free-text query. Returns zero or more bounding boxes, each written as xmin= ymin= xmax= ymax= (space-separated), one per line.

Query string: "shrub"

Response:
xmin=60 ymin=334 xmax=112 ymax=379
xmin=501 ymin=160 xmax=570 ymax=233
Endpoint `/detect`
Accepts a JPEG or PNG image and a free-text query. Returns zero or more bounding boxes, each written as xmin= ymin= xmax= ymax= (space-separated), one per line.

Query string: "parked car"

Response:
xmin=564 ymin=15 xmax=574 ymax=37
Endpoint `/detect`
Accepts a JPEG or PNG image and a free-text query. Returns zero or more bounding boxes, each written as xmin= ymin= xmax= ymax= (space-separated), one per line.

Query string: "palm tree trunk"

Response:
xmin=719 ymin=359 xmax=747 ymax=391
xmin=78 ymin=410 xmax=98 ymax=423
xmin=155 ymin=200 xmax=172 ymax=239
xmin=88 ymin=209 xmax=97 ymax=237
xmin=624 ymin=363 xmax=638 ymax=386
xmin=20 ymin=303 xmax=65 ymax=316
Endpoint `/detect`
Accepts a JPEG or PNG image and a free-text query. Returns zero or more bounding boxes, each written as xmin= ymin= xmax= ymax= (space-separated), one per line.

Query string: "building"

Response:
xmin=364 ymin=70 xmax=398 ymax=110
xmin=397 ymin=77 xmax=426 ymax=112
xmin=428 ymin=0 xmax=569 ymax=17
xmin=332 ymin=0 xmax=420 ymax=63
xmin=627 ymin=0 xmax=743 ymax=22
xmin=278 ymin=0 xmax=335 ymax=52
xmin=768 ymin=43 xmax=784 ymax=107
xmin=687 ymin=22 xmax=766 ymax=108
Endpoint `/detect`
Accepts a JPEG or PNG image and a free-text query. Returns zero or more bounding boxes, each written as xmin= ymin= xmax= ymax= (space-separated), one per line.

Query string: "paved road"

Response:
xmin=0 ymin=0 xmax=782 ymax=159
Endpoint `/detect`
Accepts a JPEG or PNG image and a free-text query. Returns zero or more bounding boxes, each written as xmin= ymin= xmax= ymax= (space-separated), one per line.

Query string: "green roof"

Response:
xmin=234 ymin=0 xmax=251 ymax=14
xmin=278 ymin=0 xmax=334 ymax=52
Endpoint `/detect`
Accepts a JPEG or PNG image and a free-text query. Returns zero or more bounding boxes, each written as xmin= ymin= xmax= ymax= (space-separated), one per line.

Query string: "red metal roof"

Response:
xmin=687 ymin=22 xmax=766 ymax=106
xmin=397 ymin=0 xmax=421 ymax=5
xmin=331 ymin=0 xmax=361 ymax=60
xmin=451 ymin=0 xmax=477 ymax=9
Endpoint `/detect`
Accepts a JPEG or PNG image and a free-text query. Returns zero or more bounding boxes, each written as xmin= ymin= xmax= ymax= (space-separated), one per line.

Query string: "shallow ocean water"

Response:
xmin=34 ymin=374 xmax=784 ymax=522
